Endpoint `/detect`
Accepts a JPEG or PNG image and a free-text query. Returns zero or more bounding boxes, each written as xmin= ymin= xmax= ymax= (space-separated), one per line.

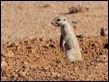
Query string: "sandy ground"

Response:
xmin=1 ymin=1 xmax=108 ymax=81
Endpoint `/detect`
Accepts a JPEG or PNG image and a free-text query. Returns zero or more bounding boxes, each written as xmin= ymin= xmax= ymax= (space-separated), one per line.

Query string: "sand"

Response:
xmin=1 ymin=1 xmax=108 ymax=81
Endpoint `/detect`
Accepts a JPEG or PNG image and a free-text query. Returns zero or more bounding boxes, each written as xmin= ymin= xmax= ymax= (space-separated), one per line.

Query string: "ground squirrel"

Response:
xmin=51 ymin=16 xmax=83 ymax=62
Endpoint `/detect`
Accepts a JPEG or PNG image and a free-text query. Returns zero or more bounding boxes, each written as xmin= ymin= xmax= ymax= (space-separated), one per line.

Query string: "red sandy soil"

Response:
xmin=1 ymin=1 xmax=108 ymax=81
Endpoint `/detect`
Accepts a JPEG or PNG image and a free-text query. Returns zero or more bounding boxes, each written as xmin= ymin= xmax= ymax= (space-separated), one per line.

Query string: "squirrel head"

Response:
xmin=51 ymin=16 xmax=68 ymax=27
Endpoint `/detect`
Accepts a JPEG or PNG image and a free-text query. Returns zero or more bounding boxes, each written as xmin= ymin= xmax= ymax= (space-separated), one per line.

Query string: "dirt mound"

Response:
xmin=1 ymin=36 xmax=108 ymax=81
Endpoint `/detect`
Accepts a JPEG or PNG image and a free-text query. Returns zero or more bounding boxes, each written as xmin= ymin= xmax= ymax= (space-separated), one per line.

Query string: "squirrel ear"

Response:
xmin=64 ymin=19 xmax=66 ymax=21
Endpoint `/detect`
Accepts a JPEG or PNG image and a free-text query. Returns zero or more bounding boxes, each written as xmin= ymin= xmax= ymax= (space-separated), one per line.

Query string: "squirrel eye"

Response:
xmin=57 ymin=19 xmax=60 ymax=21
xmin=64 ymin=19 xmax=66 ymax=21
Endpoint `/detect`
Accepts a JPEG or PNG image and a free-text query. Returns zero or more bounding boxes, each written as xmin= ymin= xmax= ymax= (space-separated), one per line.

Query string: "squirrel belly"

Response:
xmin=64 ymin=34 xmax=83 ymax=62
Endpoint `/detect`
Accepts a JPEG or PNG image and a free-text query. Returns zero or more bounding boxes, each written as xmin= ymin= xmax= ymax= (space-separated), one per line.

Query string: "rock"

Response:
xmin=39 ymin=38 xmax=43 ymax=41
xmin=104 ymin=43 xmax=108 ymax=49
xmin=7 ymin=50 xmax=15 ymax=57
xmin=43 ymin=44 xmax=49 ymax=49
xmin=2 ymin=49 xmax=14 ymax=57
xmin=100 ymin=27 xmax=108 ymax=36
xmin=51 ymin=72 xmax=60 ymax=77
xmin=49 ymin=44 xmax=56 ymax=48
xmin=1 ymin=61 xmax=7 ymax=67
xmin=6 ymin=41 xmax=15 ymax=47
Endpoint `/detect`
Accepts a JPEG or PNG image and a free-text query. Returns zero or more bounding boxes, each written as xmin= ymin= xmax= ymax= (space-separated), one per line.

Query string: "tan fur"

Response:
xmin=51 ymin=16 xmax=83 ymax=62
